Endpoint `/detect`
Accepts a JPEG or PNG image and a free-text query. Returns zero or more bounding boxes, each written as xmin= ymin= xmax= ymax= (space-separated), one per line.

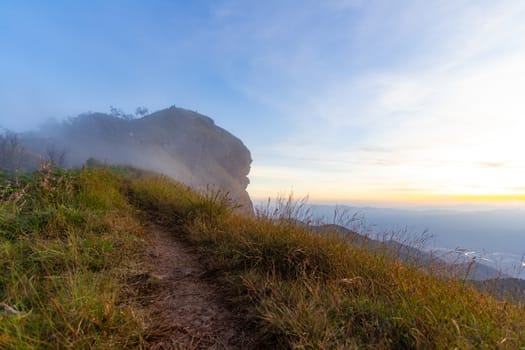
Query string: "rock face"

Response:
xmin=23 ymin=106 xmax=253 ymax=213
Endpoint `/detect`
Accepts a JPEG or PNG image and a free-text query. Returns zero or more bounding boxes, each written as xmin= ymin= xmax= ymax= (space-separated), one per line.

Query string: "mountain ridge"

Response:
xmin=20 ymin=106 xmax=253 ymax=213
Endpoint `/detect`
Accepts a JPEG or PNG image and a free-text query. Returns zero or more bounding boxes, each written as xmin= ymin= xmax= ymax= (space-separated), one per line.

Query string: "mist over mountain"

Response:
xmin=3 ymin=105 xmax=523 ymax=281
xmin=17 ymin=106 xmax=253 ymax=213
xmin=312 ymin=223 xmax=507 ymax=281
xmin=309 ymin=204 xmax=525 ymax=279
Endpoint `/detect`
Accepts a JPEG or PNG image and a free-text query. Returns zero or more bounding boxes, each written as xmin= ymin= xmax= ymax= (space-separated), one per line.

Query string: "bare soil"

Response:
xmin=135 ymin=222 xmax=257 ymax=349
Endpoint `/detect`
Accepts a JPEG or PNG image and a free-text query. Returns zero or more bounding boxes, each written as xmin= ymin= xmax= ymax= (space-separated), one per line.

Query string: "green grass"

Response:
xmin=0 ymin=167 xmax=147 ymax=349
xmin=129 ymin=175 xmax=525 ymax=349
xmin=2 ymin=166 xmax=525 ymax=349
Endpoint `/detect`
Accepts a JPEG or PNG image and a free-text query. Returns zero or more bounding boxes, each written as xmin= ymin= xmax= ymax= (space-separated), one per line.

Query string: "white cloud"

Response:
xmin=248 ymin=1 xmax=525 ymax=202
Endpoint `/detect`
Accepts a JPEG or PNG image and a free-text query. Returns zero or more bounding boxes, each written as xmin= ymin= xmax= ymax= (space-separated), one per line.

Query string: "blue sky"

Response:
xmin=2 ymin=0 xmax=525 ymax=206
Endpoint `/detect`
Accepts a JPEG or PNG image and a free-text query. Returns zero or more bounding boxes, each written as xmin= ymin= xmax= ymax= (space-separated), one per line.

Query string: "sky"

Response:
xmin=2 ymin=0 xmax=525 ymax=207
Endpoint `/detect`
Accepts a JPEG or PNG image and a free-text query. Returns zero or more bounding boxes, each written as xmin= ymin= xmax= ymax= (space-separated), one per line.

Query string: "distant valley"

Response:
xmin=308 ymin=204 xmax=525 ymax=279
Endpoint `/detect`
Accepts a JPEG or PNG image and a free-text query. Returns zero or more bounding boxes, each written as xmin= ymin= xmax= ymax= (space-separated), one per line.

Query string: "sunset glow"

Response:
xmin=2 ymin=1 xmax=525 ymax=208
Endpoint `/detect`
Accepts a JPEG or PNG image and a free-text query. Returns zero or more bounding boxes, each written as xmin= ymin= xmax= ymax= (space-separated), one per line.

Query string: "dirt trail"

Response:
xmin=137 ymin=222 xmax=256 ymax=349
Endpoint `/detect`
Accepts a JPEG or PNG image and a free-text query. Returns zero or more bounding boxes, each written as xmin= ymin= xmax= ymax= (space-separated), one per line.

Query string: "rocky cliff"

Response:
xmin=22 ymin=106 xmax=253 ymax=213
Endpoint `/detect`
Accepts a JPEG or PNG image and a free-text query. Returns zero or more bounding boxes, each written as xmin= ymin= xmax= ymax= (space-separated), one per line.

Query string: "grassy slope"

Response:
xmin=129 ymin=175 xmax=525 ymax=349
xmin=0 ymin=167 xmax=147 ymax=349
xmin=1 ymin=167 xmax=524 ymax=349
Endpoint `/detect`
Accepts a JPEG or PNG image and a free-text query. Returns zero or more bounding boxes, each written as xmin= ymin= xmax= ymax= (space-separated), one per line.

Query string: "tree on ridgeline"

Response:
xmin=135 ymin=106 xmax=149 ymax=118
xmin=0 ymin=131 xmax=26 ymax=171
xmin=109 ymin=106 xmax=134 ymax=120
xmin=45 ymin=143 xmax=67 ymax=168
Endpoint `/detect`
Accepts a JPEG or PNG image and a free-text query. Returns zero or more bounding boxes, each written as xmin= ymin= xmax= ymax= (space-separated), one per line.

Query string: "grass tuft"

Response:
xmin=3 ymin=166 xmax=524 ymax=348
xmin=129 ymin=175 xmax=525 ymax=349
xmin=0 ymin=166 xmax=147 ymax=349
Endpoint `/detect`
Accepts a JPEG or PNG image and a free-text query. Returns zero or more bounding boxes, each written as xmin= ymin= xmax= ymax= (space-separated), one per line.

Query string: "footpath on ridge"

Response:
xmin=135 ymin=221 xmax=256 ymax=349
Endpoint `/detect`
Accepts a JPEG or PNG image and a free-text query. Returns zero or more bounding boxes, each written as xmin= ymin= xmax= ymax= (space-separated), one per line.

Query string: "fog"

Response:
xmin=1 ymin=107 xmax=254 ymax=212
xmin=308 ymin=204 xmax=525 ymax=254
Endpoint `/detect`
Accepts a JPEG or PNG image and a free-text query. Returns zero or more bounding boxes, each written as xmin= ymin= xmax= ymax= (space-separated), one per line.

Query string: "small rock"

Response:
xmin=1 ymin=303 xmax=22 ymax=315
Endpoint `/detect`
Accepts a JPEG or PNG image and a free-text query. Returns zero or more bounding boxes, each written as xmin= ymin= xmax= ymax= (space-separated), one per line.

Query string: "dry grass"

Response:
xmin=130 ymin=175 xmax=525 ymax=349
xmin=0 ymin=166 xmax=147 ymax=349
xmin=3 ymin=166 xmax=524 ymax=349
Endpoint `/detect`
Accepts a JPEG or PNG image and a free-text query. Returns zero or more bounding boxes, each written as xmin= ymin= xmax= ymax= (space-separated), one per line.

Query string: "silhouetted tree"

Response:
xmin=109 ymin=106 xmax=134 ymax=120
xmin=45 ymin=143 xmax=67 ymax=168
xmin=135 ymin=106 xmax=149 ymax=117
xmin=0 ymin=131 xmax=25 ymax=171
xmin=110 ymin=105 xmax=123 ymax=117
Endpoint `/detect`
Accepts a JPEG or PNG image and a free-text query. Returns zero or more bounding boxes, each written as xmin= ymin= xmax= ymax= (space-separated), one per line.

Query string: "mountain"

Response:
xmin=21 ymin=106 xmax=253 ymax=213
xmin=315 ymin=224 xmax=506 ymax=281
xmin=308 ymin=204 xmax=525 ymax=279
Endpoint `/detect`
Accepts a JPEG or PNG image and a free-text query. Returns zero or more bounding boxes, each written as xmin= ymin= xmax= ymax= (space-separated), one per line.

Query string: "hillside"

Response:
xmin=316 ymin=224 xmax=507 ymax=281
xmin=1 ymin=166 xmax=524 ymax=349
xmin=19 ymin=106 xmax=253 ymax=213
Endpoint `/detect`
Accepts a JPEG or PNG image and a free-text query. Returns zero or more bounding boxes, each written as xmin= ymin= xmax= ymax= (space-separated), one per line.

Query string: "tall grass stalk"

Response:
xmin=0 ymin=167 xmax=147 ymax=349
xmin=130 ymin=176 xmax=525 ymax=349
